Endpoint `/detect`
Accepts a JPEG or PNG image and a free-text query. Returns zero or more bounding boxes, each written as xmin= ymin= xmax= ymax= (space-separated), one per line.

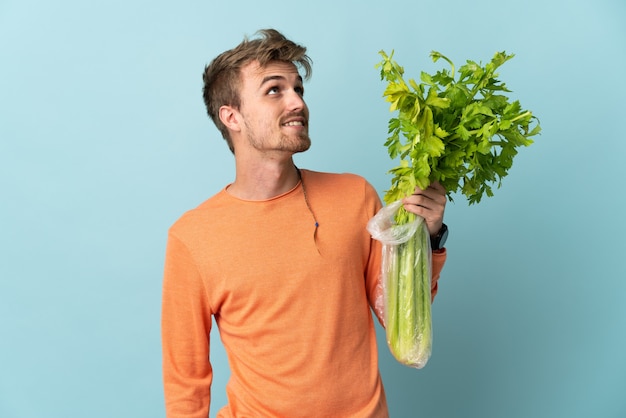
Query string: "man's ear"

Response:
xmin=219 ymin=105 xmax=241 ymax=133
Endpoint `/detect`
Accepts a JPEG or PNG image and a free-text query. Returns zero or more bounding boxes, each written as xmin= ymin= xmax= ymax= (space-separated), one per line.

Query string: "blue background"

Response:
xmin=1 ymin=0 xmax=625 ymax=417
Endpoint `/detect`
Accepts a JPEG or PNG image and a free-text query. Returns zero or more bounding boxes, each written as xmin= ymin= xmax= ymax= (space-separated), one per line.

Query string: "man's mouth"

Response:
xmin=281 ymin=112 xmax=307 ymax=127
xmin=283 ymin=120 xmax=305 ymax=127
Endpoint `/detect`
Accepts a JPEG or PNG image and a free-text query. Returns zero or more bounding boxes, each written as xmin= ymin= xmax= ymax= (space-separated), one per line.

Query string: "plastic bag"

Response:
xmin=367 ymin=200 xmax=433 ymax=369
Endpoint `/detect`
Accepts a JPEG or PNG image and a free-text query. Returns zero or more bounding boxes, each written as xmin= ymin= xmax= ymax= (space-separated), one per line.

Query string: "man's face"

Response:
xmin=236 ymin=60 xmax=310 ymax=155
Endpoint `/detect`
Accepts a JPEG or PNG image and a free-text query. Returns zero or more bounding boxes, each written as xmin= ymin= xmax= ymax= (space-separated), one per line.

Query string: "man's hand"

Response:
xmin=401 ymin=182 xmax=447 ymax=236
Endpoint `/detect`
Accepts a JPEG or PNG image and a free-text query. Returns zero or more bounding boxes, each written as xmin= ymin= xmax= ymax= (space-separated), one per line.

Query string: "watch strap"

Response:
xmin=430 ymin=223 xmax=448 ymax=251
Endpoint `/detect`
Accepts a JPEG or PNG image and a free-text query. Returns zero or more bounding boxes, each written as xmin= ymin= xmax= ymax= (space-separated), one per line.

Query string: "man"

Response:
xmin=161 ymin=28 xmax=448 ymax=417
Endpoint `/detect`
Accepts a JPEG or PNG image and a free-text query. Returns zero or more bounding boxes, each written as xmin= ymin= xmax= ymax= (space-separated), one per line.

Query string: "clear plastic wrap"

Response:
xmin=367 ymin=200 xmax=433 ymax=369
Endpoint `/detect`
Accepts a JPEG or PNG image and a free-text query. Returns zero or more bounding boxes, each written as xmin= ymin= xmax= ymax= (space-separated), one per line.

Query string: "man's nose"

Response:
xmin=286 ymin=89 xmax=306 ymax=112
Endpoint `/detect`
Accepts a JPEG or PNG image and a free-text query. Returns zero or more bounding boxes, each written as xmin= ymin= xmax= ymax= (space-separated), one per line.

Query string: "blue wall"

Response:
xmin=1 ymin=0 xmax=625 ymax=417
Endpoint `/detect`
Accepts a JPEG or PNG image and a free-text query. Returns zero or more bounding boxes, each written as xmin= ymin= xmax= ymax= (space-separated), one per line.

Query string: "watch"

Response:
xmin=430 ymin=223 xmax=448 ymax=251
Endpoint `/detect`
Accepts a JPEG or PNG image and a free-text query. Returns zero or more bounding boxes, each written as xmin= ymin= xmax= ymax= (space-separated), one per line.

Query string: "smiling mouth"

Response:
xmin=283 ymin=120 xmax=305 ymax=127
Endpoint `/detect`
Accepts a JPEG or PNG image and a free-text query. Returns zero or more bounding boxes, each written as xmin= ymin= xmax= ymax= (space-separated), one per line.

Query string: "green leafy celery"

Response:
xmin=377 ymin=50 xmax=541 ymax=206
xmin=376 ymin=50 xmax=540 ymax=368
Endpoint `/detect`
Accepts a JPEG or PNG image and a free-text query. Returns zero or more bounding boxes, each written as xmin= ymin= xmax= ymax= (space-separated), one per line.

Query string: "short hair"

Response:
xmin=202 ymin=29 xmax=312 ymax=152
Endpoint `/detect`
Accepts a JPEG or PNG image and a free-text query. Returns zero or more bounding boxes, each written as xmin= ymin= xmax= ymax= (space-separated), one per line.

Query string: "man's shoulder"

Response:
xmin=302 ymin=169 xmax=382 ymax=222
xmin=168 ymin=189 xmax=228 ymax=233
xmin=302 ymin=169 xmax=377 ymax=196
xmin=303 ymin=169 xmax=369 ymax=187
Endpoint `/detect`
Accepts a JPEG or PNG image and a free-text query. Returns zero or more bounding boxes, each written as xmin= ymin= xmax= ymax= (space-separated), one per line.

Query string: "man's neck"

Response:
xmin=227 ymin=157 xmax=300 ymax=200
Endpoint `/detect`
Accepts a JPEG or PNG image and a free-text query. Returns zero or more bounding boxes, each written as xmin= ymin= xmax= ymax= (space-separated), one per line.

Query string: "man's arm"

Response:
xmin=162 ymin=233 xmax=213 ymax=418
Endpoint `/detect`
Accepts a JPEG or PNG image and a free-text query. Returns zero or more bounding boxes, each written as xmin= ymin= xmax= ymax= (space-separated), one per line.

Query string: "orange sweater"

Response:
xmin=161 ymin=170 xmax=446 ymax=417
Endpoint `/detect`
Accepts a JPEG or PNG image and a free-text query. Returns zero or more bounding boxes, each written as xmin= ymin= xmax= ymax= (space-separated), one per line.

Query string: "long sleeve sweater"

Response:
xmin=161 ymin=170 xmax=446 ymax=417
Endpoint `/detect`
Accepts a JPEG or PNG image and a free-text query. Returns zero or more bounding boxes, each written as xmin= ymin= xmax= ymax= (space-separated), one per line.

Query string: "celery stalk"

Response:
xmin=385 ymin=243 xmax=400 ymax=352
xmin=415 ymin=220 xmax=432 ymax=365
xmin=386 ymin=214 xmax=432 ymax=368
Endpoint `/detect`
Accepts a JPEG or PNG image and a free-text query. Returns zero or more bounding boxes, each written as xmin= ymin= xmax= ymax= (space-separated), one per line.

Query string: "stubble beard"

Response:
xmin=288 ymin=132 xmax=311 ymax=153
xmin=246 ymin=123 xmax=311 ymax=154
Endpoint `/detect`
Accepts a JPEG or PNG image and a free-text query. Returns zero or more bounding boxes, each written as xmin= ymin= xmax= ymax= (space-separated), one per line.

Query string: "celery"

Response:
xmin=374 ymin=49 xmax=539 ymax=368
xmin=385 ymin=212 xmax=432 ymax=368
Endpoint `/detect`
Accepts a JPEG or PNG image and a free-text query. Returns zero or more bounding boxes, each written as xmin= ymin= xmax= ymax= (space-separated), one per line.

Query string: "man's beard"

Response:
xmin=285 ymin=132 xmax=311 ymax=153
xmin=246 ymin=126 xmax=311 ymax=153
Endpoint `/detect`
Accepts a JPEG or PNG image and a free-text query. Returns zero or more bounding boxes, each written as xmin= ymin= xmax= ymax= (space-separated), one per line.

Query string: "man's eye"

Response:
xmin=295 ymin=86 xmax=305 ymax=97
xmin=268 ymin=86 xmax=280 ymax=95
